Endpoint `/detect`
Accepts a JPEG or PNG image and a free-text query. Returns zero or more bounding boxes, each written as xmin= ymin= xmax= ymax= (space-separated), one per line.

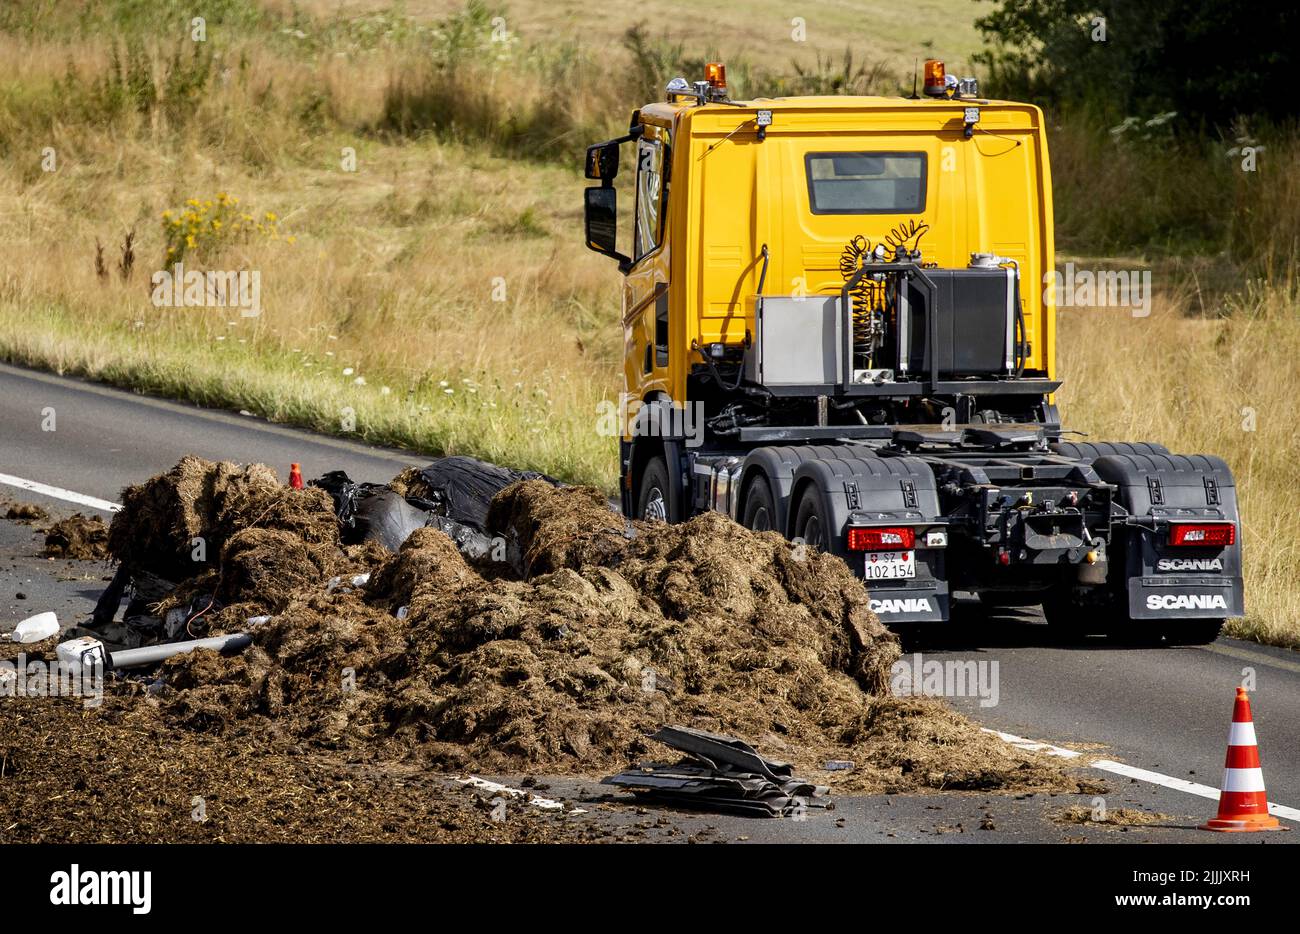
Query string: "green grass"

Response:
xmin=0 ymin=298 xmax=615 ymax=486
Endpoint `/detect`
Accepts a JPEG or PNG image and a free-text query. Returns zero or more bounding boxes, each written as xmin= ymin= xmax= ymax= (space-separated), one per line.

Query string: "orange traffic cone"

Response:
xmin=289 ymin=463 xmax=303 ymax=489
xmin=1201 ymin=687 xmax=1283 ymax=832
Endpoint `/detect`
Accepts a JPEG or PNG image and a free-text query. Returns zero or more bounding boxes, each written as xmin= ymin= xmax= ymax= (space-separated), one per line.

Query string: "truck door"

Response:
xmin=623 ymin=126 xmax=671 ymax=405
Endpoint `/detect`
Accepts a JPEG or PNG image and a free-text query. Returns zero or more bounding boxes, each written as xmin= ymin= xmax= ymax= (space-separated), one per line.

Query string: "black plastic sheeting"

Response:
xmin=313 ymin=456 xmax=561 ymax=546
xmin=398 ymin=456 xmax=561 ymax=533
xmin=82 ymin=457 xmax=556 ymax=649
xmin=89 ymin=566 xmax=222 ymax=649
xmin=310 ymin=470 xmax=388 ymax=540
xmin=352 ymin=490 xmax=431 ymax=552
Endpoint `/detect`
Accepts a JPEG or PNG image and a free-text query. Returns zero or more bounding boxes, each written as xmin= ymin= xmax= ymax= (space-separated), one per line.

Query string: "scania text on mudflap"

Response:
xmin=583 ymin=60 xmax=1243 ymax=644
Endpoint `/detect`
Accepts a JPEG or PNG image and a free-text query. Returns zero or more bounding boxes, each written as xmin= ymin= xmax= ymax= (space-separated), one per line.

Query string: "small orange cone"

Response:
xmin=288 ymin=463 xmax=303 ymax=490
xmin=1201 ymin=687 xmax=1283 ymax=832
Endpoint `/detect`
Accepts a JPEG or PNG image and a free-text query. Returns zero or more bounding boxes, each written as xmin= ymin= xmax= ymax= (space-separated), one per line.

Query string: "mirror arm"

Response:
xmin=612 ymin=124 xmax=645 ymax=147
xmin=595 ymin=125 xmax=644 ymax=160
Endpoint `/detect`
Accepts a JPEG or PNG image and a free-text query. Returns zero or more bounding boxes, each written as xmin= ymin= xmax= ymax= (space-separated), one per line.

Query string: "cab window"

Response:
xmin=805 ymin=151 xmax=926 ymax=214
xmin=634 ymin=136 xmax=667 ymax=261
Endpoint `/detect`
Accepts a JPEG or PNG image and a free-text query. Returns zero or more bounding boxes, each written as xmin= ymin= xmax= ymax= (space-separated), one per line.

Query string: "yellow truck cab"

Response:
xmin=584 ymin=62 xmax=1243 ymax=643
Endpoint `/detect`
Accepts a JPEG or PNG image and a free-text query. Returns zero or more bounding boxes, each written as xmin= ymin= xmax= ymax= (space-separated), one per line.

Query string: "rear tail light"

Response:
xmin=1168 ymin=522 xmax=1235 ymax=547
xmin=848 ymin=526 xmax=915 ymax=551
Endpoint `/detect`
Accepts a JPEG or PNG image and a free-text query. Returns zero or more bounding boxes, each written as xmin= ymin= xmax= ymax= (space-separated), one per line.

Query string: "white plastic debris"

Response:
xmin=12 ymin=611 xmax=59 ymax=643
xmin=163 ymin=607 xmax=189 ymax=640
xmin=245 ymin=615 xmax=272 ymax=627
xmin=56 ymin=636 xmax=107 ymax=673
xmin=396 ymin=606 xmax=409 ymax=620
xmin=327 ymin=573 xmax=370 ymax=594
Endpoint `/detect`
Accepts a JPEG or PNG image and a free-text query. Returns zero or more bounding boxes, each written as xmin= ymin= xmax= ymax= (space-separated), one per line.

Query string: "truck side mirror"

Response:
xmin=584 ymin=186 xmax=629 ymax=270
xmin=585 ymin=141 xmax=620 ymax=181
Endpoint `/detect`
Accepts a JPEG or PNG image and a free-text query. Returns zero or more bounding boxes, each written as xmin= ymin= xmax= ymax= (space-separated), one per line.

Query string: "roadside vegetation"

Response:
xmin=0 ymin=0 xmax=1294 ymax=644
xmin=980 ymin=0 xmax=1300 ymax=645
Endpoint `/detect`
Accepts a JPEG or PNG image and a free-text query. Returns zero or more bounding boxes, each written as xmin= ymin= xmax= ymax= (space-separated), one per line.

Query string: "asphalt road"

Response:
xmin=1 ymin=360 xmax=1296 ymax=843
xmin=915 ymin=610 xmax=1300 ymax=816
xmin=0 ymin=361 xmax=423 ymax=510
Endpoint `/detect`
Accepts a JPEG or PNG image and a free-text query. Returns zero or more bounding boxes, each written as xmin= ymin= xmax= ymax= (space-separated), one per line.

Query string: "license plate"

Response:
xmin=865 ymin=550 xmax=915 ymax=580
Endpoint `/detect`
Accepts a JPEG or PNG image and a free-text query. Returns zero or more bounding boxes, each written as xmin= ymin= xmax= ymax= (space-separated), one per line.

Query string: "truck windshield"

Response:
xmin=805 ymin=151 xmax=926 ymax=214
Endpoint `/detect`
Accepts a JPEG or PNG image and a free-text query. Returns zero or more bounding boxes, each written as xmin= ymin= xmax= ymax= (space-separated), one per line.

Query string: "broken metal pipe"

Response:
xmin=109 ymin=633 xmax=253 ymax=669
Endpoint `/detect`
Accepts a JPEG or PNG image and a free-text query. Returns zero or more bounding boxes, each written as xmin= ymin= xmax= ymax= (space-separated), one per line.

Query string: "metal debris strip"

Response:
xmin=601 ymin=726 xmax=829 ymax=818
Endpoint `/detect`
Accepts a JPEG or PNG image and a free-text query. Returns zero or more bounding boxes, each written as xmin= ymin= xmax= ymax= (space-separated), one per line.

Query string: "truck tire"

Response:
xmin=636 ymin=456 xmax=672 ymax=523
xmin=741 ymin=475 xmax=778 ymax=532
xmin=1041 ymin=593 xmax=1098 ymax=642
xmin=791 ymin=485 xmax=830 ymax=550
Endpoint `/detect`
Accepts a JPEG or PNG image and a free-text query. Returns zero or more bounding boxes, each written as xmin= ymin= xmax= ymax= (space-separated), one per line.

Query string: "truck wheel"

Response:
xmin=1163 ymin=620 xmax=1224 ymax=646
xmin=636 ymin=456 xmax=672 ymax=523
xmin=792 ymin=486 xmax=829 ymax=550
xmin=1041 ymin=594 xmax=1098 ymax=642
xmin=741 ymin=476 xmax=777 ymax=532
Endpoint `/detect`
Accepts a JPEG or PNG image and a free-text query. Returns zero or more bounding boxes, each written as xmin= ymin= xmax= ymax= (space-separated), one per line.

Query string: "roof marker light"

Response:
xmin=923 ymin=59 xmax=946 ymax=97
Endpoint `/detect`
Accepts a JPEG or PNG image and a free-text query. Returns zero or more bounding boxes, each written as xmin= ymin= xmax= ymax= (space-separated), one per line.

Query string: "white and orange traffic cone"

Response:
xmin=1200 ymin=687 xmax=1283 ymax=832
xmin=288 ymin=463 xmax=303 ymax=490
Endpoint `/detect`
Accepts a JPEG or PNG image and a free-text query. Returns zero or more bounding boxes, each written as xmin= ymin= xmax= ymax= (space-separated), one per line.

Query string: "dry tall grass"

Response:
xmin=0 ymin=6 xmax=625 ymax=485
xmin=0 ymin=134 xmax=621 ymax=484
xmin=1058 ymin=282 xmax=1300 ymax=646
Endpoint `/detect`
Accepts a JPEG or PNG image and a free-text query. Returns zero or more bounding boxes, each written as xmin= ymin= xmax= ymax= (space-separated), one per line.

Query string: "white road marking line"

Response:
xmin=0 ymin=473 xmax=120 ymax=512
xmin=985 ymin=728 xmax=1300 ymax=824
xmin=1089 ymin=759 xmax=1222 ymax=802
xmin=1203 ymin=641 xmax=1300 ymax=675
xmin=984 ymin=729 xmax=1082 ymax=759
xmin=454 ymin=776 xmax=586 ymax=815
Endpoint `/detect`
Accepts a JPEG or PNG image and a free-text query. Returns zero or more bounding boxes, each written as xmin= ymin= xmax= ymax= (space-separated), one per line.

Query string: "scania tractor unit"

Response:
xmin=583 ymin=61 xmax=1242 ymax=643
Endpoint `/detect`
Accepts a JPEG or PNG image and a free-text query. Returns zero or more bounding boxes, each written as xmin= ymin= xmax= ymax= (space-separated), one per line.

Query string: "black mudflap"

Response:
xmin=786 ymin=452 xmax=949 ymax=622
xmin=1093 ymin=452 xmax=1245 ymax=620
